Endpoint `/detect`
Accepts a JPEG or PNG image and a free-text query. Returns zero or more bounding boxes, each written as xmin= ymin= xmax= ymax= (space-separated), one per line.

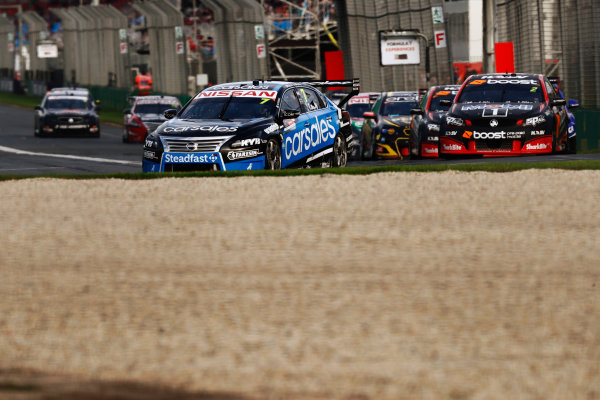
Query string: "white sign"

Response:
xmin=37 ymin=43 xmax=58 ymax=58
xmin=196 ymin=73 xmax=208 ymax=86
xmin=432 ymin=6 xmax=444 ymax=24
xmin=174 ymin=26 xmax=183 ymax=39
xmin=176 ymin=41 xmax=184 ymax=54
xmin=119 ymin=28 xmax=127 ymax=40
xmin=254 ymin=25 xmax=264 ymax=40
xmin=120 ymin=42 xmax=128 ymax=54
xmin=256 ymin=44 xmax=266 ymax=59
xmin=434 ymin=30 xmax=447 ymax=49
xmin=380 ymin=36 xmax=420 ymax=65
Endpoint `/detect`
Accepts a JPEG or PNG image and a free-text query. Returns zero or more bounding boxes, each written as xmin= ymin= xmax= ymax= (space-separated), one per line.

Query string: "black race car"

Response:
xmin=34 ymin=89 xmax=100 ymax=137
xmin=142 ymin=79 xmax=358 ymax=172
xmin=409 ymin=85 xmax=460 ymax=158
xmin=439 ymin=73 xmax=572 ymax=156
xmin=360 ymin=91 xmax=419 ymax=160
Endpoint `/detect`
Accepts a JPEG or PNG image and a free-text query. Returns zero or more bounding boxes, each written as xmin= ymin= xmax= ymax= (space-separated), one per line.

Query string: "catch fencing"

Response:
xmin=334 ymin=0 xmax=453 ymax=93
xmin=0 ymin=14 xmax=12 ymax=91
xmin=495 ymin=0 xmax=600 ymax=109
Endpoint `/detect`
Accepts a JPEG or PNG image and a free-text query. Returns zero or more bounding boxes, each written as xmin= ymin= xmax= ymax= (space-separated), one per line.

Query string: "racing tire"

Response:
xmin=122 ymin=129 xmax=130 ymax=143
xmin=265 ymin=138 xmax=282 ymax=170
xmin=331 ymin=134 xmax=347 ymax=168
xmin=34 ymin=125 xmax=40 ymax=137
xmin=409 ymin=139 xmax=422 ymax=160
xmin=567 ymin=136 xmax=577 ymax=154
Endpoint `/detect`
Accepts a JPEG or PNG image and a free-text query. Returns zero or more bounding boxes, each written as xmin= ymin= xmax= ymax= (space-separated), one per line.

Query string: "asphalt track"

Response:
xmin=1 ymin=103 xmax=598 ymax=175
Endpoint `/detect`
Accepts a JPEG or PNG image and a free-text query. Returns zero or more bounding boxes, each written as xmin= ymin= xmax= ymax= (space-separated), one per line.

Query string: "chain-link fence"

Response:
xmin=335 ymin=0 xmax=453 ymax=93
xmin=495 ymin=0 xmax=600 ymax=108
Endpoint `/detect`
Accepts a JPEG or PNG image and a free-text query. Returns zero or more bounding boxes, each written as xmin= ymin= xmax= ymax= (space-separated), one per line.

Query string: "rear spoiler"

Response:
xmin=307 ymin=78 xmax=360 ymax=109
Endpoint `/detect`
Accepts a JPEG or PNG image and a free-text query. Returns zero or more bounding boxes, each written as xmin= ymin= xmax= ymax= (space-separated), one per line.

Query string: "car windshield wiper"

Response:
xmin=218 ymin=95 xmax=233 ymax=120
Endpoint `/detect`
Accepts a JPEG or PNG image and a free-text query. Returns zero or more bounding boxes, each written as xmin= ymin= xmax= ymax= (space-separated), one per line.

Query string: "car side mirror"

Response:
xmin=551 ymin=98 xmax=566 ymax=107
xmin=439 ymin=99 xmax=452 ymax=107
xmin=34 ymin=105 xmax=42 ymax=111
xmin=363 ymin=111 xmax=376 ymax=119
xmin=280 ymin=109 xmax=300 ymax=119
xmin=410 ymin=108 xmax=423 ymax=115
xmin=164 ymin=108 xmax=177 ymax=119
xmin=123 ymin=108 xmax=131 ymax=115
xmin=568 ymin=99 xmax=580 ymax=109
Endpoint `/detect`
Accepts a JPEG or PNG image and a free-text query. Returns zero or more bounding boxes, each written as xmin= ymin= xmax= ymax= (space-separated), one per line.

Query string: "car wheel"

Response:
xmin=409 ymin=138 xmax=421 ymax=160
xmin=265 ymin=138 xmax=281 ymax=170
xmin=34 ymin=125 xmax=40 ymax=137
xmin=331 ymin=134 xmax=347 ymax=167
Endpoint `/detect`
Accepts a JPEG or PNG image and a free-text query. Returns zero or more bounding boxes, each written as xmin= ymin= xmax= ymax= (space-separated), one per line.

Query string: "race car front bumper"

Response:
xmin=439 ymin=136 xmax=553 ymax=156
xmin=142 ymin=151 xmax=266 ymax=172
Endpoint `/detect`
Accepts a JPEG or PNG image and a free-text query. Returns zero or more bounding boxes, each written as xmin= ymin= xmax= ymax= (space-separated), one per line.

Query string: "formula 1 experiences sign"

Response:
xmin=380 ymin=35 xmax=420 ymax=65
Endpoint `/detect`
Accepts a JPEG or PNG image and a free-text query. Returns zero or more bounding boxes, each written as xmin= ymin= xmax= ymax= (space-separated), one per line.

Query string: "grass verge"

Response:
xmin=0 ymin=91 xmax=124 ymax=126
xmin=1 ymin=160 xmax=600 ymax=181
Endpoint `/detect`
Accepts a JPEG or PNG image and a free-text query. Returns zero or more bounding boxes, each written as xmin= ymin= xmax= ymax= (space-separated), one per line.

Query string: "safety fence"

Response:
xmin=495 ymin=0 xmax=600 ymax=109
xmin=334 ymin=0 xmax=452 ymax=93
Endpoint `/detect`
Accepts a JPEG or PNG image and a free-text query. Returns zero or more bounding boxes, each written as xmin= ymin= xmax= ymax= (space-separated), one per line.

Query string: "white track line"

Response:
xmin=0 ymin=145 xmax=141 ymax=166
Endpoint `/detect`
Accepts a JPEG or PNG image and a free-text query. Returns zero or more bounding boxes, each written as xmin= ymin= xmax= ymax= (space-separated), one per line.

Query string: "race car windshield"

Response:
xmin=457 ymin=82 xmax=544 ymax=104
xmin=179 ymin=97 xmax=276 ymax=120
xmin=346 ymin=103 xmax=371 ymax=118
xmin=429 ymin=92 xmax=457 ymax=111
xmin=135 ymin=103 xmax=179 ymax=114
xmin=45 ymin=99 xmax=91 ymax=110
xmin=380 ymin=100 xmax=419 ymax=116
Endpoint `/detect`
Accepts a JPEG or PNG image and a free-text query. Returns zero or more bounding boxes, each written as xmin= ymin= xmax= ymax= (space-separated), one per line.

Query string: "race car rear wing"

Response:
xmin=307 ymin=78 xmax=360 ymax=109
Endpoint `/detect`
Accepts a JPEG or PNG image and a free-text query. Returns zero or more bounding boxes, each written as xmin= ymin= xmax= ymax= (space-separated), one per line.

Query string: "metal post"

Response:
xmin=482 ymin=0 xmax=495 ymax=73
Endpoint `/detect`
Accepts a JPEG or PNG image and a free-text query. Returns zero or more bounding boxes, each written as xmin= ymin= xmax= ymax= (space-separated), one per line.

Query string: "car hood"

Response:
xmin=450 ymin=102 xmax=544 ymax=119
xmin=155 ymin=117 xmax=275 ymax=137
xmin=381 ymin=115 xmax=412 ymax=127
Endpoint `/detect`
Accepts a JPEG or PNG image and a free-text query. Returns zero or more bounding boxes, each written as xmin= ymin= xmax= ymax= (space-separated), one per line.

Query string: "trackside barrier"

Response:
xmin=334 ymin=0 xmax=452 ymax=92
xmin=203 ymin=0 xmax=267 ymax=83
xmin=19 ymin=11 xmax=48 ymax=75
xmin=575 ymin=110 xmax=600 ymax=152
xmin=131 ymin=0 xmax=187 ymax=95
xmin=0 ymin=14 xmax=13 ymax=73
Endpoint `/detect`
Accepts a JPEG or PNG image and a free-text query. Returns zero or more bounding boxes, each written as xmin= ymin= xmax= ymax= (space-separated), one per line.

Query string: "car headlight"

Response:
xmin=523 ymin=116 xmax=546 ymax=127
xmin=446 ymin=116 xmax=465 ymax=127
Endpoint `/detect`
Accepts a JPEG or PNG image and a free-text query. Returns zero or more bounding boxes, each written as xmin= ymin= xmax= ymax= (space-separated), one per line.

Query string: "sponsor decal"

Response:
xmin=506 ymin=131 xmax=525 ymax=139
xmin=473 ymin=131 xmax=505 ymax=139
xmin=212 ymin=84 xmax=272 ymax=90
xmin=568 ymin=125 xmax=575 ymax=134
xmin=348 ymin=96 xmax=370 ymax=105
xmin=145 ymin=139 xmax=155 ymax=147
xmin=463 ymin=131 xmax=473 ymax=139
xmin=469 ymin=80 xmax=486 ymax=85
xmin=232 ymin=137 xmax=262 ymax=147
xmin=143 ymin=150 xmax=157 ymax=159
xmin=227 ymin=149 xmax=261 ymax=160
xmin=283 ymin=116 xmax=336 ymax=160
xmin=523 ymin=116 xmax=546 ymax=126
xmin=164 ymin=153 xmax=219 ymax=163
xmin=163 ymin=125 xmax=237 ymax=133
xmin=196 ymin=90 xmax=277 ymax=99
xmin=385 ymin=96 xmax=417 ymax=103
xmin=525 ymin=143 xmax=548 ymax=150
xmin=487 ymin=79 xmax=538 ymax=85
xmin=426 ymin=136 xmax=439 ymax=142
xmin=461 ymin=104 xmax=534 ymax=111
xmin=264 ymin=123 xmax=279 ymax=134
xmin=480 ymin=75 xmax=530 ymax=79
xmin=424 ymin=147 xmax=438 ymax=154
xmin=445 ymin=130 xmax=458 ymax=136
xmin=446 ymin=116 xmax=464 ymax=126
xmin=530 ymin=130 xmax=545 ymax=136
xmin=489 ymin=119 xmax=499 ymax=127
xmin=483 ymin=108 xmax=508 ymax=117
xmin=443 ymin=143 xmax=463 ymax=151
xmin=427 ymin=123 xmax=440 ymax=132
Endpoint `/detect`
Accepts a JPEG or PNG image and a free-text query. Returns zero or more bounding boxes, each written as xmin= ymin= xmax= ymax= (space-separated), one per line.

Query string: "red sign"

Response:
xmin=119 ymin=42 xmax=127 ymax=54
xmin=434 ymin=30 xmax=446 ymax=48
xmin=176 ymin=41 xmax=184 ymax=55
xmin=495 ymin=42 xmax=515 ymax=73
xmin=256 ymin=44 xmax=266 ymax=59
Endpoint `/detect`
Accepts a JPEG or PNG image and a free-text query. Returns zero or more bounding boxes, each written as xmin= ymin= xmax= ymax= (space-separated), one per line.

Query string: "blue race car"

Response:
xmin=142 ymin=79 xmax=358 ymax=172
xmin=549 ymin=77 xmax=579 ymax=153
